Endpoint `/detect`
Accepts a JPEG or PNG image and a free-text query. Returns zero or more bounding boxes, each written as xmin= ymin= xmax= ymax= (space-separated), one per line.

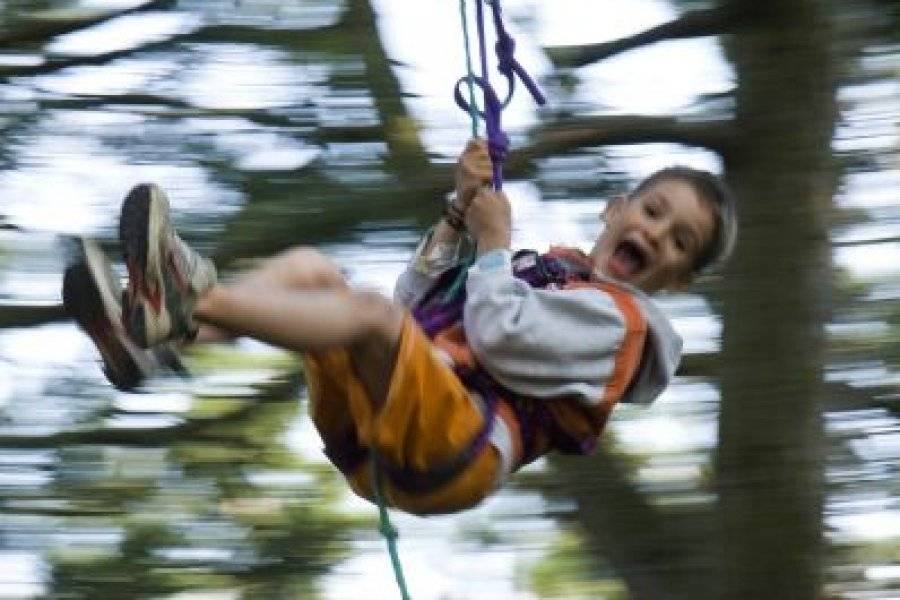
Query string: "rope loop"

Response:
xmin=455 ymin=0 xmax=548 ymax=120
xmin=454 ymin=0 xmax=546 ymax=190
xmin=453 ymin=74 xmax=512 ymax=118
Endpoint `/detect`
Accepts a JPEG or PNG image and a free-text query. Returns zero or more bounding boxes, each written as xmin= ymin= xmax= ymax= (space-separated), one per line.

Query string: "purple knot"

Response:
xmin=488 ymin=130 xmax=509 ymax=163
xmin=495 ymin=30 xmax=516 ymax=76
xmin=452 ymin=0 xmax=548 ymax=190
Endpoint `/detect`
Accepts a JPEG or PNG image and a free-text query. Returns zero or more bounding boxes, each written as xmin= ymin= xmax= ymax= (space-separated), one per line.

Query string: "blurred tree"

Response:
xmin=716 ymin=2 xmax=834 ymax=598
xmin=40 ymin=350 xmax=362 ymax=598
xmin=0 ymin=0 xmax=174 ymax=45
xmin=545 ymin=1 xmax=839 ymax=598
xmin=0 ymin=0 xmax=892 ymax=597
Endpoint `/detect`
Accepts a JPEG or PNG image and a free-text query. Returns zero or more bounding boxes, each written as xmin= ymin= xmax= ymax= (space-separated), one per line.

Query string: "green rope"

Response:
xmin=370 ymin=6 xmax=486 ymax=599
xmin=459 ymin=0 xmax=479 ymax=137
xmin=372 ymin=459 xmax=412 ymax=600
xmin=442 ymin=0 xmax=480 ymax=300
xmin=439 ymin=241 xmax=476 ymax=303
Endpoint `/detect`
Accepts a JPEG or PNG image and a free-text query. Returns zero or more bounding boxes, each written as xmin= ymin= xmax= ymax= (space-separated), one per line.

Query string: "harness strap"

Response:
xmin=410 ymin=249 xmax=604 ymax=465
xmin=488 ymin=0 xmax=546 ymax=107
xmin=374 ymin=369 xmax=498 ymax=494
xmin=322 ymin=368 xmax=499 ymax=495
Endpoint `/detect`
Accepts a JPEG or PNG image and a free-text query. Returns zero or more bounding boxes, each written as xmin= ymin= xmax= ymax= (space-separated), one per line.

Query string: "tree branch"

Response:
xmin=0 ymin=301 xmax=66 ymax=328
xmin=0 ymin=17 xmax=340 ymax=80
xmin=344 ymin=0 xmax=431 ymax=174
xmin=180 ymin=19 xmax=349 ymax=48
xmin=546 ymin=7 xmax=738 ymax=68
xmin=214 ymin=114 xmax=736 ymax=267
xmin=506 ymin=115 xmax=736 ymax=177
xmin=0 ymin=37 xmax=175 ymax=79
xmin=0 ymin=0 xmax=175 ymax=48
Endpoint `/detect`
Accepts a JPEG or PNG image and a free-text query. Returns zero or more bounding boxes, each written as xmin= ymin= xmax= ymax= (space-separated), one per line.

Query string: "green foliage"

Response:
xmin=0 ymin=1 xmax=897 ymax=598
xmin=527 ymin=529 xmax=628 ymax=600
xmin=37 ymin=338 xmax=365 ymax=598
xmin=181 ymin=342 xmax=299 ymax=374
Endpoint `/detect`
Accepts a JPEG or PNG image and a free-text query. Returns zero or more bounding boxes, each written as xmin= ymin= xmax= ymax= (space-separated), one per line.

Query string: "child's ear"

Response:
xmin=601 ymin=195 xmax=628 ymax=222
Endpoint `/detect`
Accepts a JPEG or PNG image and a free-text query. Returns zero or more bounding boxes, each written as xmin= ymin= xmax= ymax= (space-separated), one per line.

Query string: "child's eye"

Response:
xmin=644 ymin=203 xmax=659 ymax=218
xmin=674 ymin=237 xmax=687 ymax=252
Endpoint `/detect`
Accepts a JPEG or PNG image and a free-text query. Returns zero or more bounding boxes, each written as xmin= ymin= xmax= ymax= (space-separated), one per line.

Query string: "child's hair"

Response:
xmin=631 ymin=166 xmax=738 ymax=274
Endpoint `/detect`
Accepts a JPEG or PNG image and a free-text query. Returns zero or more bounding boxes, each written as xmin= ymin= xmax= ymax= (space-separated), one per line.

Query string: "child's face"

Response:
xmin=590 ymin=179 xmax=716 ymax=293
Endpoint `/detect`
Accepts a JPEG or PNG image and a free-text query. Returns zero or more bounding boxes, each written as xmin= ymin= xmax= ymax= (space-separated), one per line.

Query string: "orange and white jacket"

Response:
xmin=394 ymin=232 xmax=682 ymax=477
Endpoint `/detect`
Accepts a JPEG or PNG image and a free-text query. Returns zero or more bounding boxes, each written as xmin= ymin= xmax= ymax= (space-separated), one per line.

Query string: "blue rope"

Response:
xmin=372 ymin=459 xmax=411 ymax=600
xmin=459 ymin=0 xmax=479 ymax=138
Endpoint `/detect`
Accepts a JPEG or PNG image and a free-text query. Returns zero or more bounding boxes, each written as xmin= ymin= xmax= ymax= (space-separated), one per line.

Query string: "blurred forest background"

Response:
xmin=0 ymin=0 xmax=897 ymax=598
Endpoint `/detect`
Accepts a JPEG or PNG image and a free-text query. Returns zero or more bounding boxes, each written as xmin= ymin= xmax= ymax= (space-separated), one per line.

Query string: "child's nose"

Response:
xmin=644 ymin=222 xmax=666 ymax=249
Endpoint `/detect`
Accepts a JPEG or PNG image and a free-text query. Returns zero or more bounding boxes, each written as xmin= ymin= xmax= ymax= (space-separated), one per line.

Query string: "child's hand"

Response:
xmin=456 ymin=139 xmax=493 ymax=211
xmin=466 ymin=188 xmax=511 ymax=254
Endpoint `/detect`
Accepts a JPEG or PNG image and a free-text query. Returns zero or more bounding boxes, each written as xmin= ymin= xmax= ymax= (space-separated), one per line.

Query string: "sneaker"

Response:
xmin=62 ymin=237 xmax=157 ymax=391
xmin=119 ymin=183 xmax=216 ymax=348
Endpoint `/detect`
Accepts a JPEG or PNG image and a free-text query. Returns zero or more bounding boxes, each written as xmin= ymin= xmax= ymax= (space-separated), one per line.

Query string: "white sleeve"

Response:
xmin=393 ymin=228 xmax=473 ymax=308
xmin=463 ymin=250 xmax=630 ymax=404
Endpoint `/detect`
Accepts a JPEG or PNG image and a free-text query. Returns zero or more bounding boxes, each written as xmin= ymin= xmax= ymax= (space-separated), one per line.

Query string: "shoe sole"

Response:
xmin=120 ymin=184 xmax=172 ymax=347
xmin=62 ymin=239 xmax=150 ymax=391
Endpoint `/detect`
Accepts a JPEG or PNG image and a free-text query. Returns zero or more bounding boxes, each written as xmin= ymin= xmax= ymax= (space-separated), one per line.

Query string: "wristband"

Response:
xmin=443 ymin=198 xmax=465 ymax=231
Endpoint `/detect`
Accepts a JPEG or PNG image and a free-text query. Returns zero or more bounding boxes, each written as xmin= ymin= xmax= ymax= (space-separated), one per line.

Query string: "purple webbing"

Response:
xmin=489 ymin=0 xmax=546 ymax=108
xmin=455 ymin=0 xmax=546 ymax=190
xmin=474 ymin=0 xmax=505 ymax=190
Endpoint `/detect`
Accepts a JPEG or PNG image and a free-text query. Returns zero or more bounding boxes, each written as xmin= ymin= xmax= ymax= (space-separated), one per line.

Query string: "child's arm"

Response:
xmin=464 ymin=187 xmax=512 ymax=257
xmin=461 ymin=188 xmax=679 ymax=405
xmin=463 ymin=255 xmax=682 ymax=406
xmin=419 ymin=139 xmax=494 ymax=257
xmin=393 ymin=224 xmax=473 ymax=308
xmin=394 ymin=140 xmax=492 ymax=307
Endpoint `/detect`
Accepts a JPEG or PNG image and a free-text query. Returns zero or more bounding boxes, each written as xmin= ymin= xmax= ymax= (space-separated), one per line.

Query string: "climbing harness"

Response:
xmin=373 ymin=2 xmax=546 ymax=599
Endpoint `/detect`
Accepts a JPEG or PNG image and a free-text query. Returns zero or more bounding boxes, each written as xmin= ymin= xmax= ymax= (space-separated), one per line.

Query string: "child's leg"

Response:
xmin=119 ymin=182 xmax=402 ymax=404
xmin=194 ymin=281 xmax=403 ymax=406
xmin=191 ymin=245 xmax=399 ymax=404
xmin=226 ymin=247 xmax=349 ymax=294
xmin=174 ymin=242 xmax=501 ymax=515
xmin=193 ymin=247 xmax=349 ymax=344
xmin=195 ymin=243 xmax=402 ymax=404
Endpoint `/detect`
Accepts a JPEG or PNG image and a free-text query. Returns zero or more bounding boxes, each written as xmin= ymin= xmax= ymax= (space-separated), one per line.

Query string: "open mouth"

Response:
xmin=609 ymin=239 xmax=648 ymax=278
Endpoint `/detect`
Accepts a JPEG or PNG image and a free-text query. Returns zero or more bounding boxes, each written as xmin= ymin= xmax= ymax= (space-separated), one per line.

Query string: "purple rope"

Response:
xmin=489 ymin=0 xmax=546 ymax=108
xmin=475 ymin=0 xmax=490 ymax=93
xmin=474 ymin=0 xmax=505 ymax=190
xmin=454 ymin=0 xmax=546 ymax=190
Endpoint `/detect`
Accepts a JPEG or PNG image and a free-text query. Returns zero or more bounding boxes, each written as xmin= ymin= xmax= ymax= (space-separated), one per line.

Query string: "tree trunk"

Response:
xmin=545 ymin=1 xmax=838 ymax=597
xmin=716 ymin=1 xmax=836 ymax=598
xmin=552 ymin=450 xmax=720 ymax=600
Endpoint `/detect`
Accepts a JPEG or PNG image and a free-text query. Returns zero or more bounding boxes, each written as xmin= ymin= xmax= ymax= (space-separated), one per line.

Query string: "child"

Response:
xmin=64 ymin=139 xmax=736 ymax=515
